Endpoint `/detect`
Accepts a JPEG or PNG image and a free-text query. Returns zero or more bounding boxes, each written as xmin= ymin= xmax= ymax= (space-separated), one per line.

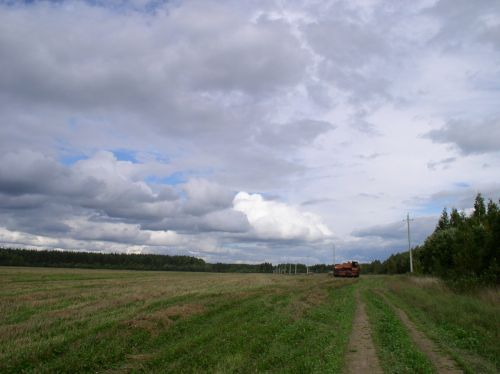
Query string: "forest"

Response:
xmin=363 ymin=194 xmax=500 ymax=287
xmin=0 ymin=248 xmax=273 ymax=273
xmin=0 ymin=248 xmax=328 ymax=275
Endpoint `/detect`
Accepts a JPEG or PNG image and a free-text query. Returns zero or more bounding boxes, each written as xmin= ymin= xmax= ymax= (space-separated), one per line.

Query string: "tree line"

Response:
xmin=274 ymin=263 xmax=333 ymax=273
xmin=363 ymin=194 xmax=500 ymax=288
xmin=0 ymin=248 xmax=273 ymax=273
xmin=0 ymin=247 xmax=337 ymax=274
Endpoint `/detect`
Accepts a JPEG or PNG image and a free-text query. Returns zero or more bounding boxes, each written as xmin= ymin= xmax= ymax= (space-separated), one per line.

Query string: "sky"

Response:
xmin=0 ymin=0 xmax=499 ymax=264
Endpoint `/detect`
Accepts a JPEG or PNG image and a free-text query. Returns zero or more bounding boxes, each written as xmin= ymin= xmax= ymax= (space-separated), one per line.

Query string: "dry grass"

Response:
xmin=124 ymin=303 xmax=206 ymax=334
xmin=1 ymin=270 xmax=276 ymax=361
xmin=405 ymin=275 xmax=443 ymax=288
xmin=476 ymin=286 xmax=500 ymax=306
xmin=288 ymin=286 xmax=329 ymax=320
xmin=1 ymin=267 xmax=358 ymax=373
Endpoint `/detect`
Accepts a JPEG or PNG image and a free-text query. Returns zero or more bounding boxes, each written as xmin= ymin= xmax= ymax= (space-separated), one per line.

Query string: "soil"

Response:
xmin=345 ymin=290 xmax=383 ymax=374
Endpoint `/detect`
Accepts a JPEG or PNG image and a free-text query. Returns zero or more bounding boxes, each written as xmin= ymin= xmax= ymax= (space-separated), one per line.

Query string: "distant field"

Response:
xmin=0 ymin=267 xmax=498 ymax=373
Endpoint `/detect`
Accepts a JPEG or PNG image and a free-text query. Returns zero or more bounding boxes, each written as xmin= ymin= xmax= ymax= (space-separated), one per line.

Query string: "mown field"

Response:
xmin=0 ymin=267 xmax=498 ymax=373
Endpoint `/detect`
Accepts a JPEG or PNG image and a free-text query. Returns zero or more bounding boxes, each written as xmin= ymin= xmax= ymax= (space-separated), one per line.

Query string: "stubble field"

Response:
xmin=0 ymin=267 xmax=498 ymax=373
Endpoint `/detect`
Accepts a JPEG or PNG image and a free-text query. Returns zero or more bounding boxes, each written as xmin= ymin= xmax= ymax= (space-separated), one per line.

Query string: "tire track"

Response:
xmin=377 ymin=291 xmax=463 ymax=374
xmin=345 ymin=290 xmax=383 ymax=374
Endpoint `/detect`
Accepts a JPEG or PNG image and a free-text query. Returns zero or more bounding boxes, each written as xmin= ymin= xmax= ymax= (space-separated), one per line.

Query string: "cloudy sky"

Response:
xmin=1 ymin=0 xmax=499 ymax=264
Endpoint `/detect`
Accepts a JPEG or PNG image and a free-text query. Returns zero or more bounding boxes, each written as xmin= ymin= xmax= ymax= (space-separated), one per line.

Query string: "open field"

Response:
xmin=0 ymin=267 xmax=498 ymax=373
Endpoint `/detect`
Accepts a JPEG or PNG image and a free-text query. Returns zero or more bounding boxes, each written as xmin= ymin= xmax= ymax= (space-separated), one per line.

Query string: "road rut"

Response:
xmin=379 ymin=291 xmax=463 ymax=374
xmin=345 ymin=290 xmax=383 ymax=374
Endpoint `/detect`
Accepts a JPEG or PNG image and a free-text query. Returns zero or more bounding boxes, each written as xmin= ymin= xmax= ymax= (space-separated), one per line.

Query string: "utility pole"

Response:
xmin=405 ymin=213 xmax=414 ymax=273
xmin=333 ymin=243 xmax=336 ymax=267
xmin=295 ymin=263 xmax=297 ymax=275
xmin=332 ymin=243 xmax=336 ymax=276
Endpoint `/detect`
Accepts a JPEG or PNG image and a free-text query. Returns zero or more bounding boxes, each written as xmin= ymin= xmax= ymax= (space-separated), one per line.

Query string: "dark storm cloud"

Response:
xmin=427 ymin=157 xmax=456 ymax=171
xmin=215 ymin=236 xmax=335 ymax=265
xmin=257 ymin=119 xmax=334 ymax=149
xmin=305 ymin=18 xmax=387 ymax=68
xmin=338 ymin=238 xmax=405 ymax=263
xmin=351 ymin=216 xmax=438 ymax=247
xmin=413 ymin=185 xmax=500 ymax=211
xmin=0 ymin=151 xmax=247 ymax=238
xmin=0 ymin=193 xmax=48 ymax=210
xmin=356 ymin=153 xmax=385 ymax=160
xmin=0 ymin=150 xmax=103 ymax=197
xmin=0 ymin=0 xmax=318 ymax=194
xmin=196 ymin=209 xmax=251 ymax=233
xmin=182 ymin=179 xmax=235 ymax=215
xmin=357 ymin=193 xmax=382 ymax=200
xmin=349 ymin=110 xmax=383 ymax=136
xmin=301 ymin=198 xmax=336 ymax=206
xmin=303 ymin=5 xmax=394 ymax=105
xmin=478 ymin=23 xmax=500 ymax=51
xmin=0 ymin=1 xmax=308 ymax=107
xmin=426 ymin=0 xmax=500 ymax=50
xmin=216 ymin=149 xmax=305 ymax=190
xmin=426 ymin=118 xmax=500 ymax=154
xmin=0 ymin=198 xmax=77 ymax=237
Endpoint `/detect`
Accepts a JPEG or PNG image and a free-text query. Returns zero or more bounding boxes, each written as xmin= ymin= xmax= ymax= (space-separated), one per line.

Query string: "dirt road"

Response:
xmin=377 ymin=291 xmax=463 ymax=374
xmin=345 ymin=290 xmax=383 ymax=374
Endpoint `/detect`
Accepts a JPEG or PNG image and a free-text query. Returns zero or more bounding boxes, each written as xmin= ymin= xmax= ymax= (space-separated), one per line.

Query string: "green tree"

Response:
xmin=473 ymin=193 xmax=486 ymax=219
xmin=436 ymin=208 xmax=450 ymax=231
xmin=449 ymin=208 xmax=463 ymax=228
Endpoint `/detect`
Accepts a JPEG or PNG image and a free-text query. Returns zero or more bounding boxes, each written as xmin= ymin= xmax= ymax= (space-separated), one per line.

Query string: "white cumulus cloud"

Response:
xmin=233 ymin=192 xmax=332 ymax=241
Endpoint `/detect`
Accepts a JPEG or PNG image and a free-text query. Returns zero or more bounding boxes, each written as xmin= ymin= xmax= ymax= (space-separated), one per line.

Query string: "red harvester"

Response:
xmin=333 ymin=261 xmax=360 ymax=277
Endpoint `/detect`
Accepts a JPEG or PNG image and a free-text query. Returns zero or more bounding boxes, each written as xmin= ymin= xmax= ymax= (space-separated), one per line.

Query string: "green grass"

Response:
xmin=2 ymin=268 xmax=498 ymax=373
xmin=0 ymin=268 xmax=357 ymax=373
xmin=363 ymin=288 xmax=435 ymax=373
xmin=381 ymin=276 xmax=499 ymax=374
xmin=140 ymin=282 xmax=356 ymax=373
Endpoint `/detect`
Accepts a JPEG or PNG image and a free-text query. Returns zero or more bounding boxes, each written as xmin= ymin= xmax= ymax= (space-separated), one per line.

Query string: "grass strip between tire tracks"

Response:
xmin=363 ymin=288 xmax=435 ymax=374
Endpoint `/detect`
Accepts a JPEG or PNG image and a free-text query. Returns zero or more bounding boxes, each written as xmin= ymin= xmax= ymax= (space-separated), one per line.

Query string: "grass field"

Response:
xmin=0 ymin=267 xmax=498 ymax=373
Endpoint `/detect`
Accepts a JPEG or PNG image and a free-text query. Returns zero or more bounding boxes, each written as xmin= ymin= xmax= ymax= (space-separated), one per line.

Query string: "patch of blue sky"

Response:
xmin=77 ymin=0 xmax=173 ymax=14
xmin=112 ymin=149 xmax=137 ymax=163
xmin=67 ymin=117 xmax=78 ymax=130
xmin=145 ymin=172 xmax=186 ymax=186
xmin=416 ymin=200 xmax=448 ymax=216
xmin=416 ymin=182 xmax=472 ymax=216
xmin=134 ymin=150 xmax=170 ymax=164
xmin=1 ymin=0 xmax=46 ymax=5
xmin=59 ymin=154 xmax=88 ymax=166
